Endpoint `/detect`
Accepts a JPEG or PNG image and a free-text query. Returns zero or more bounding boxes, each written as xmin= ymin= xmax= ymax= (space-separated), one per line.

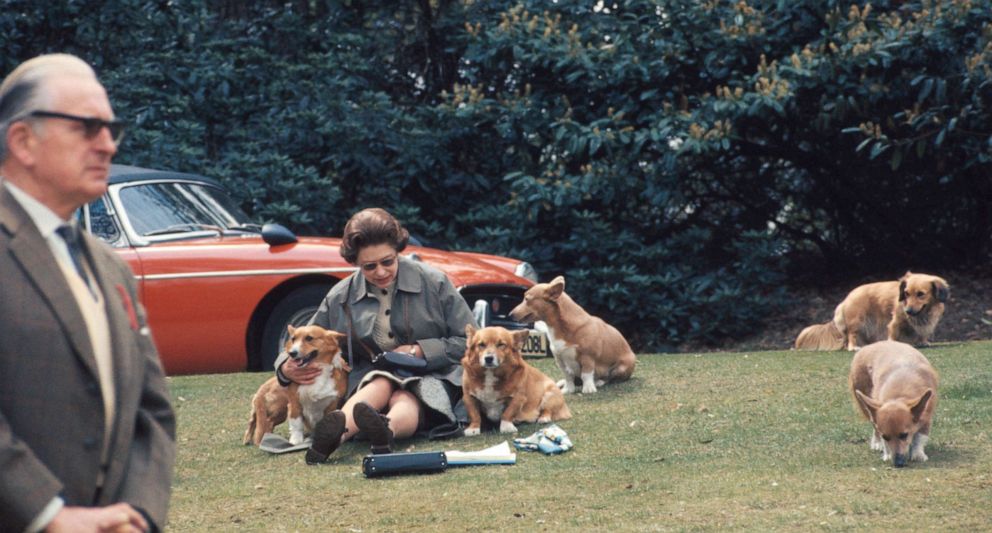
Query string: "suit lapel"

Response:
xmin=83 ymin=232 xmax=135 ymax=411
xmin=1 ymin=188 xmax=101 ymax=380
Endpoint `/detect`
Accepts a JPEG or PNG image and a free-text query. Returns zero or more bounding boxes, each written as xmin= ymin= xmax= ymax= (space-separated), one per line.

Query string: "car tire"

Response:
xmin=259 ymin=285 xmax=330 ymax=372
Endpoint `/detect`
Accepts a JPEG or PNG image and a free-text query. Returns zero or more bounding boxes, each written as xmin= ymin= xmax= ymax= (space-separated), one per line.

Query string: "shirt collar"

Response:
xmin=2 ymin=180 xmax=70 ymax=239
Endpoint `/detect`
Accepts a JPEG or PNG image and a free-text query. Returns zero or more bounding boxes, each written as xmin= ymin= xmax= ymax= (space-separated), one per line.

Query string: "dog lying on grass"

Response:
xmin=243 ymin=325 xmax=350 ymax=446
xmin=849 ymin=340 xmax=938 ymax=467
xmin=795 ymin=272 xmax=949 ymax=351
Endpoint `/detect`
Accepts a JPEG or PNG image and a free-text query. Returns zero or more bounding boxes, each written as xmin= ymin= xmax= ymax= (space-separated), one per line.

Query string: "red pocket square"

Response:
xmin=115 ymin=284 xmax=139 ymax=331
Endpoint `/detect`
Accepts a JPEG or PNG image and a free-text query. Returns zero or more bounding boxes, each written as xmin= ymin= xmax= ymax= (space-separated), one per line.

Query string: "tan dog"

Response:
xmin=849 ymin=340 xmax=938 ymax=467
xmin=243 ymin=325 xmax=350 ymax=446
xmin=461 ymin=325 xmax=571 ymax=436
xmin=509 ymin=276 xmax=636 ymax=394
xmin=795 ymin=272 xmax=949 ymax=351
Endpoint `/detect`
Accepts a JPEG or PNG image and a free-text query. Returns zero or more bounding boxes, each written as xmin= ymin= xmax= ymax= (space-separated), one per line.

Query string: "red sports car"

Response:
xmin=78 ymin=165 xmax=546 ymax=375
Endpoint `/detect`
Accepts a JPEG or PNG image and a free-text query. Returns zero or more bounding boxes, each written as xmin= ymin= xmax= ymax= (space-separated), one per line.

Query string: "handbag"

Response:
xmin=362 ymin=451 xmax=447 ymax=478
xmin=371 ymin=350 xmax=428 ymax=376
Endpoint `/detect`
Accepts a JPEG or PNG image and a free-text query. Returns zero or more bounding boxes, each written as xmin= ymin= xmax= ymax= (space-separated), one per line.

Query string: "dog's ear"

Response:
xmin=932 ymin=279 xmax=950 ymax=303
xmin=328 ymin=330 xmax=347 ymax=344
xmin=908 ymin=389 xmax=933 ymax=422
xmin=461 ymin=326 xmax=477 ymax=366
xmin=546 ymin=276 xmax=565 ymax=300
xmin=854 ymin=389 xmax=880 ymax=423
xmin=898 ymin=279 xmax=908 ymax=302
xmin=287 ymin=324 xmax=296 ymax=336
xmin=511 ymin=329 xmax=529 ymax=351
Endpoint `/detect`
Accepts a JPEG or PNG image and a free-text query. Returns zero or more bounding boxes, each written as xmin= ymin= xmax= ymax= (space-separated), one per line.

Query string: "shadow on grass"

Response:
xmin=921 ymin=444 xmax=975 ymax=469
xmin=842 ymin=442 xmax=975 ymax=470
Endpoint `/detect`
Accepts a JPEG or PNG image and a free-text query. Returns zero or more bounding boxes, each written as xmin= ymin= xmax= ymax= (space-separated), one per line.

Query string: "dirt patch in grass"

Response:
xmin=685 ymin=266 xmax=992 ymax=353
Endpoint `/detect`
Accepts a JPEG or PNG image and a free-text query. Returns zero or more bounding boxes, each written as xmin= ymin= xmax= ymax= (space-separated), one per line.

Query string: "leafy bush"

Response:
xmin=4 ymin=0 xmax=990 ymax=350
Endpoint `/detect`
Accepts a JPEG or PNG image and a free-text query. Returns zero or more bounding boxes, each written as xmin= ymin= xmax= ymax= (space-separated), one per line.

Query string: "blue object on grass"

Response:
xmin=512 ymin=424 xmax=573 ymax=455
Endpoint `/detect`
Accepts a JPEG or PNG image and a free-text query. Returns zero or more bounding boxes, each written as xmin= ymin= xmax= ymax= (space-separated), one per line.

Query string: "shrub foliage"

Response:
xmin=3 ymin=0 xmax=990 ymax=350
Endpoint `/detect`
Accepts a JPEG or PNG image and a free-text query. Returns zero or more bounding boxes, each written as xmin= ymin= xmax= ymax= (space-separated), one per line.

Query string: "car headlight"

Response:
xmin=514 ymin=261 xmax=538 ymax=283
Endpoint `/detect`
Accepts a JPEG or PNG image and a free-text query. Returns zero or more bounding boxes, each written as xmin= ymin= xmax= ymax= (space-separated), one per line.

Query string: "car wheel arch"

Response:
xmin=246 ymin=275 xmax=337 ymax=371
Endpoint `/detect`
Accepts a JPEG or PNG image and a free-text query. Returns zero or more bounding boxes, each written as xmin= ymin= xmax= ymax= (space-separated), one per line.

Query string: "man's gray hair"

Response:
xmin=0 ymin=54 xmax=96 ymax=162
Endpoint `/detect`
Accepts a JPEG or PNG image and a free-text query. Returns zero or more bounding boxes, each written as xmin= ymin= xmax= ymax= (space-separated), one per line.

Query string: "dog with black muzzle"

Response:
xmin=461 ymin=325 xmax=571 ymax=436
xmin=244 ymin=325 xmax=350 ymax=446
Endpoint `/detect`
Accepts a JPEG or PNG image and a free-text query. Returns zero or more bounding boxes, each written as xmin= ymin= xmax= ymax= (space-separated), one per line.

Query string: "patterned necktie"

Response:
xmin=56 ymin=224 xmax=95 ymax=297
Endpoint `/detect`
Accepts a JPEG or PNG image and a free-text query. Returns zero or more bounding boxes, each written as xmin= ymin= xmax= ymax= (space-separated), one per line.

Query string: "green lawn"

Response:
xmin=166 ymin=341 xmax=992 ymax=531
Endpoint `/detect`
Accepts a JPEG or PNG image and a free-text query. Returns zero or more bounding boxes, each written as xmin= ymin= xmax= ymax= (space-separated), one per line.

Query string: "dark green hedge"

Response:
xmin=4 ymin=0 xmax=990 ymax=350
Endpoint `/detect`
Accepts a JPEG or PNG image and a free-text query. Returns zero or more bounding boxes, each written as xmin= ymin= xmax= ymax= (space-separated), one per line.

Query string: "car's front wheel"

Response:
xmin=259 ymin=285 xmax=329 ymax=372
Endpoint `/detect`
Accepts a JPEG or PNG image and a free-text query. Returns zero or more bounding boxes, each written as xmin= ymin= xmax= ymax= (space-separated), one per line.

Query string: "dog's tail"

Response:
xmin=794 ymin=322 xmax=844 ymax=351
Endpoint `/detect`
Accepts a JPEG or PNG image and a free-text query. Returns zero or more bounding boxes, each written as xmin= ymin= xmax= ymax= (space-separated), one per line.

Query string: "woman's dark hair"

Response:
xmin=339 ymin=208 xmax=410 ymax=264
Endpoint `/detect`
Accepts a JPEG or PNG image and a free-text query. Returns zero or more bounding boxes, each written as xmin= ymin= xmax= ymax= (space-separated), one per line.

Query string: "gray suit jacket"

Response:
xmin=0 ymin=187 xmax=176 ymax=532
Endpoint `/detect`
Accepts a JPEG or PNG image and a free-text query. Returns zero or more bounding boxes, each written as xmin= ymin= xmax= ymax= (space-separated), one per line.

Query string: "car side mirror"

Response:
xmin=261 ymin=223 xmax=298 ymax=246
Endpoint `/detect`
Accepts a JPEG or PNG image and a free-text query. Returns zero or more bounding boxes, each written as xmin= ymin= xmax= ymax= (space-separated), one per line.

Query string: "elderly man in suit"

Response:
xmin=0 ymin=54 xmax=176 ymax=532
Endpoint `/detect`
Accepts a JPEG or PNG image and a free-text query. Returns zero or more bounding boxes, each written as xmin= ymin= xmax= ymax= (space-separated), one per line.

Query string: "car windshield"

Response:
xmin=119 ymin=181 xmax=252 ymax=237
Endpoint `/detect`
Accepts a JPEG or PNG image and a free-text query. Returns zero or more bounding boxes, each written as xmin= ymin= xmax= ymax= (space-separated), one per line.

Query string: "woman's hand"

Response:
xmin=281 ymin=357 xmax=322 ymax=385
xmin=396 ymin=344 xmax=422 ymax=359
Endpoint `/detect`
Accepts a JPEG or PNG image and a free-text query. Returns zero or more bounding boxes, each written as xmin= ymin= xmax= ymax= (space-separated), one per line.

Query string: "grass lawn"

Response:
xmin=166 ymin=341 xmax=992 ymax=531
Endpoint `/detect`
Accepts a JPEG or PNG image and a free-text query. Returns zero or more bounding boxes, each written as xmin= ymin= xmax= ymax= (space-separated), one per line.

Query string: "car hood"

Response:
xmin=137 ymin=234 xmax=532 ymax=289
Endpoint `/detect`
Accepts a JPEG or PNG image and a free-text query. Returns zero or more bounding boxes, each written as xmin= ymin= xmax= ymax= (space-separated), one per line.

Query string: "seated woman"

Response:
xmin=275 ymin=207 xmax=476 ymax=464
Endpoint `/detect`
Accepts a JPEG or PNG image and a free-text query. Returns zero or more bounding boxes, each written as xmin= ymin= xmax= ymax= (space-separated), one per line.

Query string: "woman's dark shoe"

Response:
xmin=305 ymin=410 xmax=346 ymax=465
xmin=353 ymin=401 xmax=394 ymax=454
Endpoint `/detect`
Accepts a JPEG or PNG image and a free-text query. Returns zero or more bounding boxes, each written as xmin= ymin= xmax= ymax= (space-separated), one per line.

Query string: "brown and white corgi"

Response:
xmin=509 ymin=275 xmax=636 ymax=394
xmin=243 ymin=325 xmax=350 ymax=446
xmin=849 ymin=340 xmax=939 ymax=467
xmin=461 ymin=325 xmax=571 ymax=436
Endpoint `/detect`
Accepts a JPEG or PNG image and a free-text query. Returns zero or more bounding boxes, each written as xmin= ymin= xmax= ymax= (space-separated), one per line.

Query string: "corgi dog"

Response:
xmin=849 ymin=340 xmax=939 ymax=467
xmin=509 ymin=275 xmax=636 ymax=394
xmin=795 ymin=271 xmax=949 ymax=351
xmin=461 ymin=325 xmax=571 ymax=436
xmin=243 ymin=325 xmax=350 ymax=446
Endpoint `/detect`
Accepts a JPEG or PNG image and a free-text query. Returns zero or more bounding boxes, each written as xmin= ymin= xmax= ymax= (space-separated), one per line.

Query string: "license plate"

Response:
xmin=521 ymin=329 xmax=549 ymax=357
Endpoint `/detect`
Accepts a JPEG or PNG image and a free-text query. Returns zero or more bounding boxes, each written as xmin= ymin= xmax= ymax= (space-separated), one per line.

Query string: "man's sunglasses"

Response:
xmin=360 ymin=255 xmax=397 ymax=272
xmin=27 ymin=110 xmax=126 ymax=145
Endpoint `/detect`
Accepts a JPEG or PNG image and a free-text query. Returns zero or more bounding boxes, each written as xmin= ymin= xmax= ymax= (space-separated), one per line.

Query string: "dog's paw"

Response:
xmin=911 ymin=435 xmax=929 ymax=462
xmin=499 ymin=420 xmax=518 ymax=434
xmin=580 ymin=372 xmax=597 ymax=394
xmin=537 ymin=415 xmax=551 ymax=424
xmin=560 ymin=380 xmax=577 ymax=394
xmin=463 ymin=427 xmax=481 ymax=437
xmin=288 ymin=418 xmax=306 ymax=445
